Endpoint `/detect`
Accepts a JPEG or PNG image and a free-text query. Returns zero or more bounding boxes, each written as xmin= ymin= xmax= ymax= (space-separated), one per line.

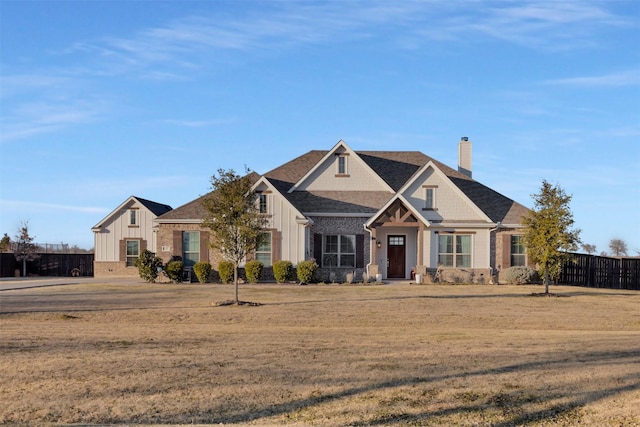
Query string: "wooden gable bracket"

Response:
xmin=374 ymin=200 xmax=420 ymax=227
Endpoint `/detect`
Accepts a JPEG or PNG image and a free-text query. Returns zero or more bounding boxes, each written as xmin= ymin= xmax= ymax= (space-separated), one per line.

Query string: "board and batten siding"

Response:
xmin=265 ymin=192 xmax=307 ymax=265
xmin=93 ymin=204 xmax=158 ymax=262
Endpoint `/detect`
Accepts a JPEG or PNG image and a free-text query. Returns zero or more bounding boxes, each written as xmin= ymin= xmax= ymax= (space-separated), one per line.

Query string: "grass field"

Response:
xmin=1 ymin=282 xmax=639 ymax=426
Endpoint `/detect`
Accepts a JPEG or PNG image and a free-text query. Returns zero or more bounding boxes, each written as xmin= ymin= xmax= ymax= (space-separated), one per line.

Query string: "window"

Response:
xmin=389 ymin=236 xmax=404 ymax=246
xmin=336 ymin=154 xmax=349 ymax=176
xmin=126 ymin=240 xmax=139 ymax=267
xmin=323 ymin=235 xmax=355 ymax=267
xmin=256 ymin=232 xmax=272 ymax=266
xmin=510 ymin=235 xmax=526 ymax=266
xmin=438 ymin=234 xmax=471 ymax=267
xmin=182 ymin=231 xmax=200 ymax=267
xmin=129 ymin=209 xmax=137 ymax=225
xmin=259 ymin=194 xmax=267 ymax=214
xmin=426 ymin=188 xmax=436 ymax=209
xmin=422 ymin=185 xmax=437 ymax=210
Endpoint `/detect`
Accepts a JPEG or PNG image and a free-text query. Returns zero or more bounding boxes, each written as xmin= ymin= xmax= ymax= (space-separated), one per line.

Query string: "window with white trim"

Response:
xmin=323 ymin=235 xmax=355 ymax=267
xmin=126 ymin=240 xmax=139 ymax=267
xmin=256 ymin=232 xmax=272 ymax=266
xmin=438 ymin=234 xmax=471 ymax=268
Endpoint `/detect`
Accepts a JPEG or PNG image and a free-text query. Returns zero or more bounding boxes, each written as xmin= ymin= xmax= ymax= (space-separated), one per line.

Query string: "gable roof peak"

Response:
xmin=92 ymin=195 xmax=173 ymax=230
xmin=287 ymin=140 xmax=393 ymax=193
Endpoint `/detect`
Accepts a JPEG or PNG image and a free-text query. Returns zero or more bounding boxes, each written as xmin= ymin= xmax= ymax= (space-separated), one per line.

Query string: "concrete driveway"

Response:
xmin=0 ymin=276 xmax=140 ymax=291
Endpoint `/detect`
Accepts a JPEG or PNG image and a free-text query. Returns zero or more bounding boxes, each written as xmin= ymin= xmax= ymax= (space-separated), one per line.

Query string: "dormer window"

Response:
xmin=422 ymin=185 xmax=437 ymax=210
xmin=335 ymin=153 xmax=349 ymax=177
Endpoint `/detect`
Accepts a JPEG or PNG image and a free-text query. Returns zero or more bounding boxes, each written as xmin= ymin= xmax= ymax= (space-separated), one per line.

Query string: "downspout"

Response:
xmin=488 ymin=221 xmax=502 ymax=283
xmin=364 ymin=223 xmax=374 ymax=280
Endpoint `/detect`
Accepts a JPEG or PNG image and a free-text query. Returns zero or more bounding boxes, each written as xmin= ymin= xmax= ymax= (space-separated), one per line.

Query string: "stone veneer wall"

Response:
xmin=310 ymin=216 xmax=371 ymax=283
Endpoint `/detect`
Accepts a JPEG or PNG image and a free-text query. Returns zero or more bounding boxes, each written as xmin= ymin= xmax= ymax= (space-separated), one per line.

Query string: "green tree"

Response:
xmin=0 ymin=233 xmax=11 ymax=252
xmin=14 ymin=221 xmax=39 ymax=277
xmin=523 ymin=180 xmax=581 ymax=294
xmin=202 ymin=168 xmax=267 ymax=303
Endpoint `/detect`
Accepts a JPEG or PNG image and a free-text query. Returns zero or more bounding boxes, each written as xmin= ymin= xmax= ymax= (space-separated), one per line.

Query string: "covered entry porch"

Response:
xmin=366 ymin=199 xmax=430 ymax=281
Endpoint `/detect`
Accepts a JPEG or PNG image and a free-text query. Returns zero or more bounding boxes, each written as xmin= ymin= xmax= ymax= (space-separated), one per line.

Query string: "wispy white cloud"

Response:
xmin=1 ymin=199 xmax=109 ymax=214
xmin=0 ymin=99 xmax=105 ymax=143
xmin=1 ymin=1 xmax=631 ymax=142
xmin=411 ymin=1 xmax=627 ymax=50
xmin=543 ymin=69 xmax=640 ymax=87
xmin=50 ymin=1 xmax=628 ymax=78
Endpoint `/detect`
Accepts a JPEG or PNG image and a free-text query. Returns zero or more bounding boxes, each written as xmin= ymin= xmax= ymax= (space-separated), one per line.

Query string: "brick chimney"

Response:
xmin=458 ymin=137 xmax=472 ymax=178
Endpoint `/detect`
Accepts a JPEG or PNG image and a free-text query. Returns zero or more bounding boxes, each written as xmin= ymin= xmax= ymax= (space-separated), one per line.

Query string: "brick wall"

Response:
xmin=494 ymin=229 xmax=530 ymax=284
xmin=94 ymin=261 xmax=139 ymax=277
xmin=157 ymin=223 xmax=224 ymax=267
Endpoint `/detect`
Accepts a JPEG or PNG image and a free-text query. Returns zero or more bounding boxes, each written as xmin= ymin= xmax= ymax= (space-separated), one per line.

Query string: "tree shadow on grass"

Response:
xmin=201 ymin=349 xmax=640 ymax=426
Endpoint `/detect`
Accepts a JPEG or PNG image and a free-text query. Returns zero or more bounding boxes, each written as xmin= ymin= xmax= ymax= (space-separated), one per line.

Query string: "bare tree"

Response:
xmin=14 ymin=221 xmax=40 ymax=277
xmin=581 ymin=243 xmax=596 ymax=255
xmin=608 ymin=238 xmax=628 ymax=257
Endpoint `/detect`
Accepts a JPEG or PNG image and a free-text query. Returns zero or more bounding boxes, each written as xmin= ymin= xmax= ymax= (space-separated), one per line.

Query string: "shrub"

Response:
xmin=165 ymin=260 xmax=184 ymax=283
xmin=245 ymin=260 xmax=263 ymax=283
xmin=193 ymin=261 xmax=212 ymax=283
xmin=296 ymin=260 xmax=318 ymax=284
xmin=346 ymin=271 xmax=354 ymax=284
xmin=505 ymin=266 xmax=540 ymax=284
xmin=134 ymin=250 xmax=163 ymax=283
xmin=273 ymin=260 xmax=293 ymax=283
xmin=218 ymin=260 xmax=235 ymax=284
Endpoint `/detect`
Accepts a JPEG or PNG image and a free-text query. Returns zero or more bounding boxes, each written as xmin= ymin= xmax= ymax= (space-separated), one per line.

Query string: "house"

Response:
xmin=154 ymin=139 xmax=531 ymax=283
xmin=92 ymin=196 xmax=172 ymax=277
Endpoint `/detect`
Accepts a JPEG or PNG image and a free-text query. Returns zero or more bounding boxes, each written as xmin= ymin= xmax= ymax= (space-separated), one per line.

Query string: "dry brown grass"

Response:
xmin=1 ymin=282 xmax=639 ymax=426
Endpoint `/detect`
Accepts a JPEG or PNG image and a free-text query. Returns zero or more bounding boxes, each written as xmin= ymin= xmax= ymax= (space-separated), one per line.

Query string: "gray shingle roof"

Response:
xmin=156 ymin=172 xmax=260 ymax=222
xmin=286 ymin=191 xmax=394 ymax=214
xmin=265 ymin=149 xmax=528 ymax=224
xmin=158 ymin=148 xmax=528 ymax=224
xmin=134 ymin=196 xmax=173 ymax=216
xmin=156 ymin=194 xmax=209 ymax=221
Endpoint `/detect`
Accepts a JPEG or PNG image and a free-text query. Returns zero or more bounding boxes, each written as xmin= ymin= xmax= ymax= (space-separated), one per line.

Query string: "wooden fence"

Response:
xmin=0 ymin=253 xmax=94 ymax=277
xmin=560 ymin=253 xmax=640 ymax=290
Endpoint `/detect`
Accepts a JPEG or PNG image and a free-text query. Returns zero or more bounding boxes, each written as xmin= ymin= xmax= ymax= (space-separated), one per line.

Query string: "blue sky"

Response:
xmin=1 ymin=0 xmax=639 ymax=254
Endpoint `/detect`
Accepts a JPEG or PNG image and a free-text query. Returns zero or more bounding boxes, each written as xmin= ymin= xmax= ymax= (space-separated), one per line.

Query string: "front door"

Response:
xmin=387 ymin=235 xmax=406 ymax=278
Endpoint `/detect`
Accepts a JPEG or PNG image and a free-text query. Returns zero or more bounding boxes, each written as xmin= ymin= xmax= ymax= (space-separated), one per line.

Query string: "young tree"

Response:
xmin=14 ymin=221 xmax=40 ymax=277
xmin=608 ymin=238 xmax=628 ymax=257
xmin=522 ymin=180 xmax=581 ymax=294
xmin=201 ymin=168 xmax=267 ymax=304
